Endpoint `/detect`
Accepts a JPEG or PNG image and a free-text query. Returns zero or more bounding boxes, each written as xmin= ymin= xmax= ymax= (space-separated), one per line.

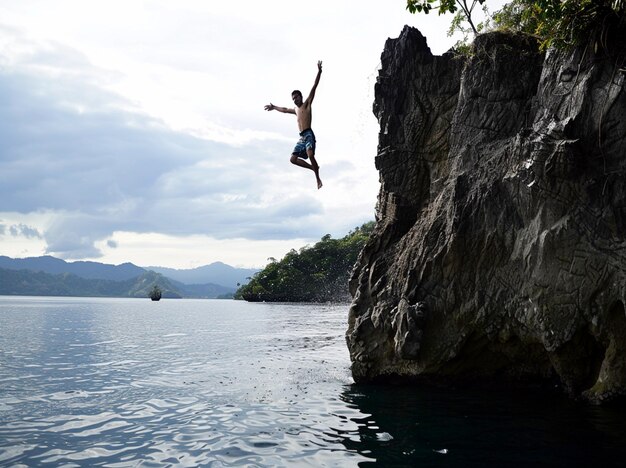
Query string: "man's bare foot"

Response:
xmin=313 ymin=164 xmax=322 ymax=189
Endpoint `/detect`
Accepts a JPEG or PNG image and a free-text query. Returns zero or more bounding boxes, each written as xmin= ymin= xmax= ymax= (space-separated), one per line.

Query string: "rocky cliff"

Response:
xmin=347 ymin=26 xmax=626 ymax=403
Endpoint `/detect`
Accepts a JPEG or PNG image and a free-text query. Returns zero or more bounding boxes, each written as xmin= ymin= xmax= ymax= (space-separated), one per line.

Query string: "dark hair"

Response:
xmin=291 ymin=90 xmax=302 ymax=97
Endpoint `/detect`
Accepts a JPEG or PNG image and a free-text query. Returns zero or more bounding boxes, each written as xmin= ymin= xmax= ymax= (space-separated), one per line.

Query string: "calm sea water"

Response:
xmin=1 ymin=296 xmax=626 ymax=467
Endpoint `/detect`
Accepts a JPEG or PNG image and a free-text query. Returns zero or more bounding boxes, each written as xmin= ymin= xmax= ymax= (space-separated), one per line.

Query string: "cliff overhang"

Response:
xmin=347 ymin=26 xmax=626 ymax=404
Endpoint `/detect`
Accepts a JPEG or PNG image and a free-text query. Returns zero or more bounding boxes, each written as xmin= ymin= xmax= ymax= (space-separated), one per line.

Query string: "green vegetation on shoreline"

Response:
xmin=235 ymin=222 xmax=374 ymax=303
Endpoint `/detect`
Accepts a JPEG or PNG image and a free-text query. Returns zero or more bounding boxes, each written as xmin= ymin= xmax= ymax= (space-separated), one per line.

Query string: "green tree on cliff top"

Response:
xmin=406 ymin=0 xmax=626 ymax=50
xmin=407 ymin=0 xmax=486 ymax=34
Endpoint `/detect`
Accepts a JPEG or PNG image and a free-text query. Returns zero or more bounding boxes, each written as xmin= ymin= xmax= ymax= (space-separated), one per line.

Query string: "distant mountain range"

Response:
xmin=0 ymin=255 xmax=144 ymax=281
xmin=0 ymin=256 xmax=259 ymax=299
xmin=0 ymin=268 xmax=184 ymax=298
xmin=147 ymin=262 xmax=258 ymax=288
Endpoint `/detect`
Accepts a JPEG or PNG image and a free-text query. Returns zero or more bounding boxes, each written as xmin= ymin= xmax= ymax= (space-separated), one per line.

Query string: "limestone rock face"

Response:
xmin=347 ymin=26 xmax=626 ymax=403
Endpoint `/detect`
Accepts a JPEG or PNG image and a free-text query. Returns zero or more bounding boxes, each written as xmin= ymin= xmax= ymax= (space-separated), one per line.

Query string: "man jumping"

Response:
xmin=265 ymin=61 xmax=323 ymax=189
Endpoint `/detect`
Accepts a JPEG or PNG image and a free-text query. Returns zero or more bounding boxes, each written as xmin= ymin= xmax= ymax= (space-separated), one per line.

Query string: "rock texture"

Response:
xmin=347 ymin=26 xmax=626 ymax=403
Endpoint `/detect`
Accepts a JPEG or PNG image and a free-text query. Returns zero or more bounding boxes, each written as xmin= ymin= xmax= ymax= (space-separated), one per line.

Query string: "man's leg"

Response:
xmin=290 ymin=153 xmax=322 ymax=189
xmin=307 ymin=149 xmax=322 ymax=189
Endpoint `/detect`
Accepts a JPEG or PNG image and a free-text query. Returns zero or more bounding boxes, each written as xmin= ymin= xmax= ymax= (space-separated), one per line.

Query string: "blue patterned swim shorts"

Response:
xmin=292 ymin=128 xmax=316 ymax=159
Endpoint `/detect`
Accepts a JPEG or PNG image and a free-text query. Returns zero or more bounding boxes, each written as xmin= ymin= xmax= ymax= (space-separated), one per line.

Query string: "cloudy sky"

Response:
xmin=0 ymin=0 xmax=484 ymax=269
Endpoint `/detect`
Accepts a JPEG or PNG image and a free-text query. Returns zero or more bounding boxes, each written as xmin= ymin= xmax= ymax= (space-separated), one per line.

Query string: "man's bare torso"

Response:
xmin=295 ymin=103 xmax=312 ymax=132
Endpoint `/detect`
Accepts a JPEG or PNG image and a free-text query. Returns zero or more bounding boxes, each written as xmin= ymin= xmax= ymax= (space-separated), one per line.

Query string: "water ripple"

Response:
xmin=0 ymin=299 xmax=376 ymax=466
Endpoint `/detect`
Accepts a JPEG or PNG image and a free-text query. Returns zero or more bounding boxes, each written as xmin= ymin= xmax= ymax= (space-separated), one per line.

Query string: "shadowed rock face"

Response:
xmin=347 ymin=26 xmax=626 ymax=403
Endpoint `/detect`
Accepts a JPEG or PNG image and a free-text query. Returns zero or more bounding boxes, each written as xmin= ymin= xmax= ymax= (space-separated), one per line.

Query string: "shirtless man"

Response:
xmin=265 ymin=61 xmax=323 ymax=189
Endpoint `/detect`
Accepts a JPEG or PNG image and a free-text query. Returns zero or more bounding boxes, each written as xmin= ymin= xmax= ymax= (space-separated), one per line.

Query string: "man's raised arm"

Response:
xmin=305 ymin=61 xmax=322 ymax=106
xmin=264 ymin=103 xmax=295 ymax=114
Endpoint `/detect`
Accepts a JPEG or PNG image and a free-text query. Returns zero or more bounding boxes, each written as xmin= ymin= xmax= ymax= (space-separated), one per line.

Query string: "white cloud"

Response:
xmin=0 ymin=0 xmax=493 ymax=267
xmin=0 ymin=212 xmax=51 ymax=258
xmin=93 ymin=231 xmax=313 ymax=269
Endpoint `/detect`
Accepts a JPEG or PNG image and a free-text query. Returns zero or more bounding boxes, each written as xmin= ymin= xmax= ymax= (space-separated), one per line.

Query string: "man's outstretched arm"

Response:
xmin=304 ymin=61 xmax=322 ymax=106
xmin=264 ymin=103 xmax=295 ymax=114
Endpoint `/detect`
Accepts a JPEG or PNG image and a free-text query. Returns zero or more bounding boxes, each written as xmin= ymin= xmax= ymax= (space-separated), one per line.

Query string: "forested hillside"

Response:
xmin=235 ymin=222 xmax=374 ymax=302
xmin=0 ymin=268 xmax=182 ymax=298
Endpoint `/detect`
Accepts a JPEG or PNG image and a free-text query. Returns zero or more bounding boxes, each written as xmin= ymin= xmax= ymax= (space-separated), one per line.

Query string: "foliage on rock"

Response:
xmin=492 ymin=0 xmax=626 ymax=50
xmin=407 ymin=0 xmax=626 ymax=52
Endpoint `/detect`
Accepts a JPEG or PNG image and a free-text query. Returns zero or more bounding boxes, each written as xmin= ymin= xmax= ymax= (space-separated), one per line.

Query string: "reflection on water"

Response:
xmin=340 ymin=384 xmax=626 ymax=466
xmin=1 ymin=296 xmax=626 ymax=466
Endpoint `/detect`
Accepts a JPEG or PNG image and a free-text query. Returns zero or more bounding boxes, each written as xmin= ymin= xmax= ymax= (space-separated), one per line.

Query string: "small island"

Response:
xmin=149 ymin=285 xmax=162 ymax=301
